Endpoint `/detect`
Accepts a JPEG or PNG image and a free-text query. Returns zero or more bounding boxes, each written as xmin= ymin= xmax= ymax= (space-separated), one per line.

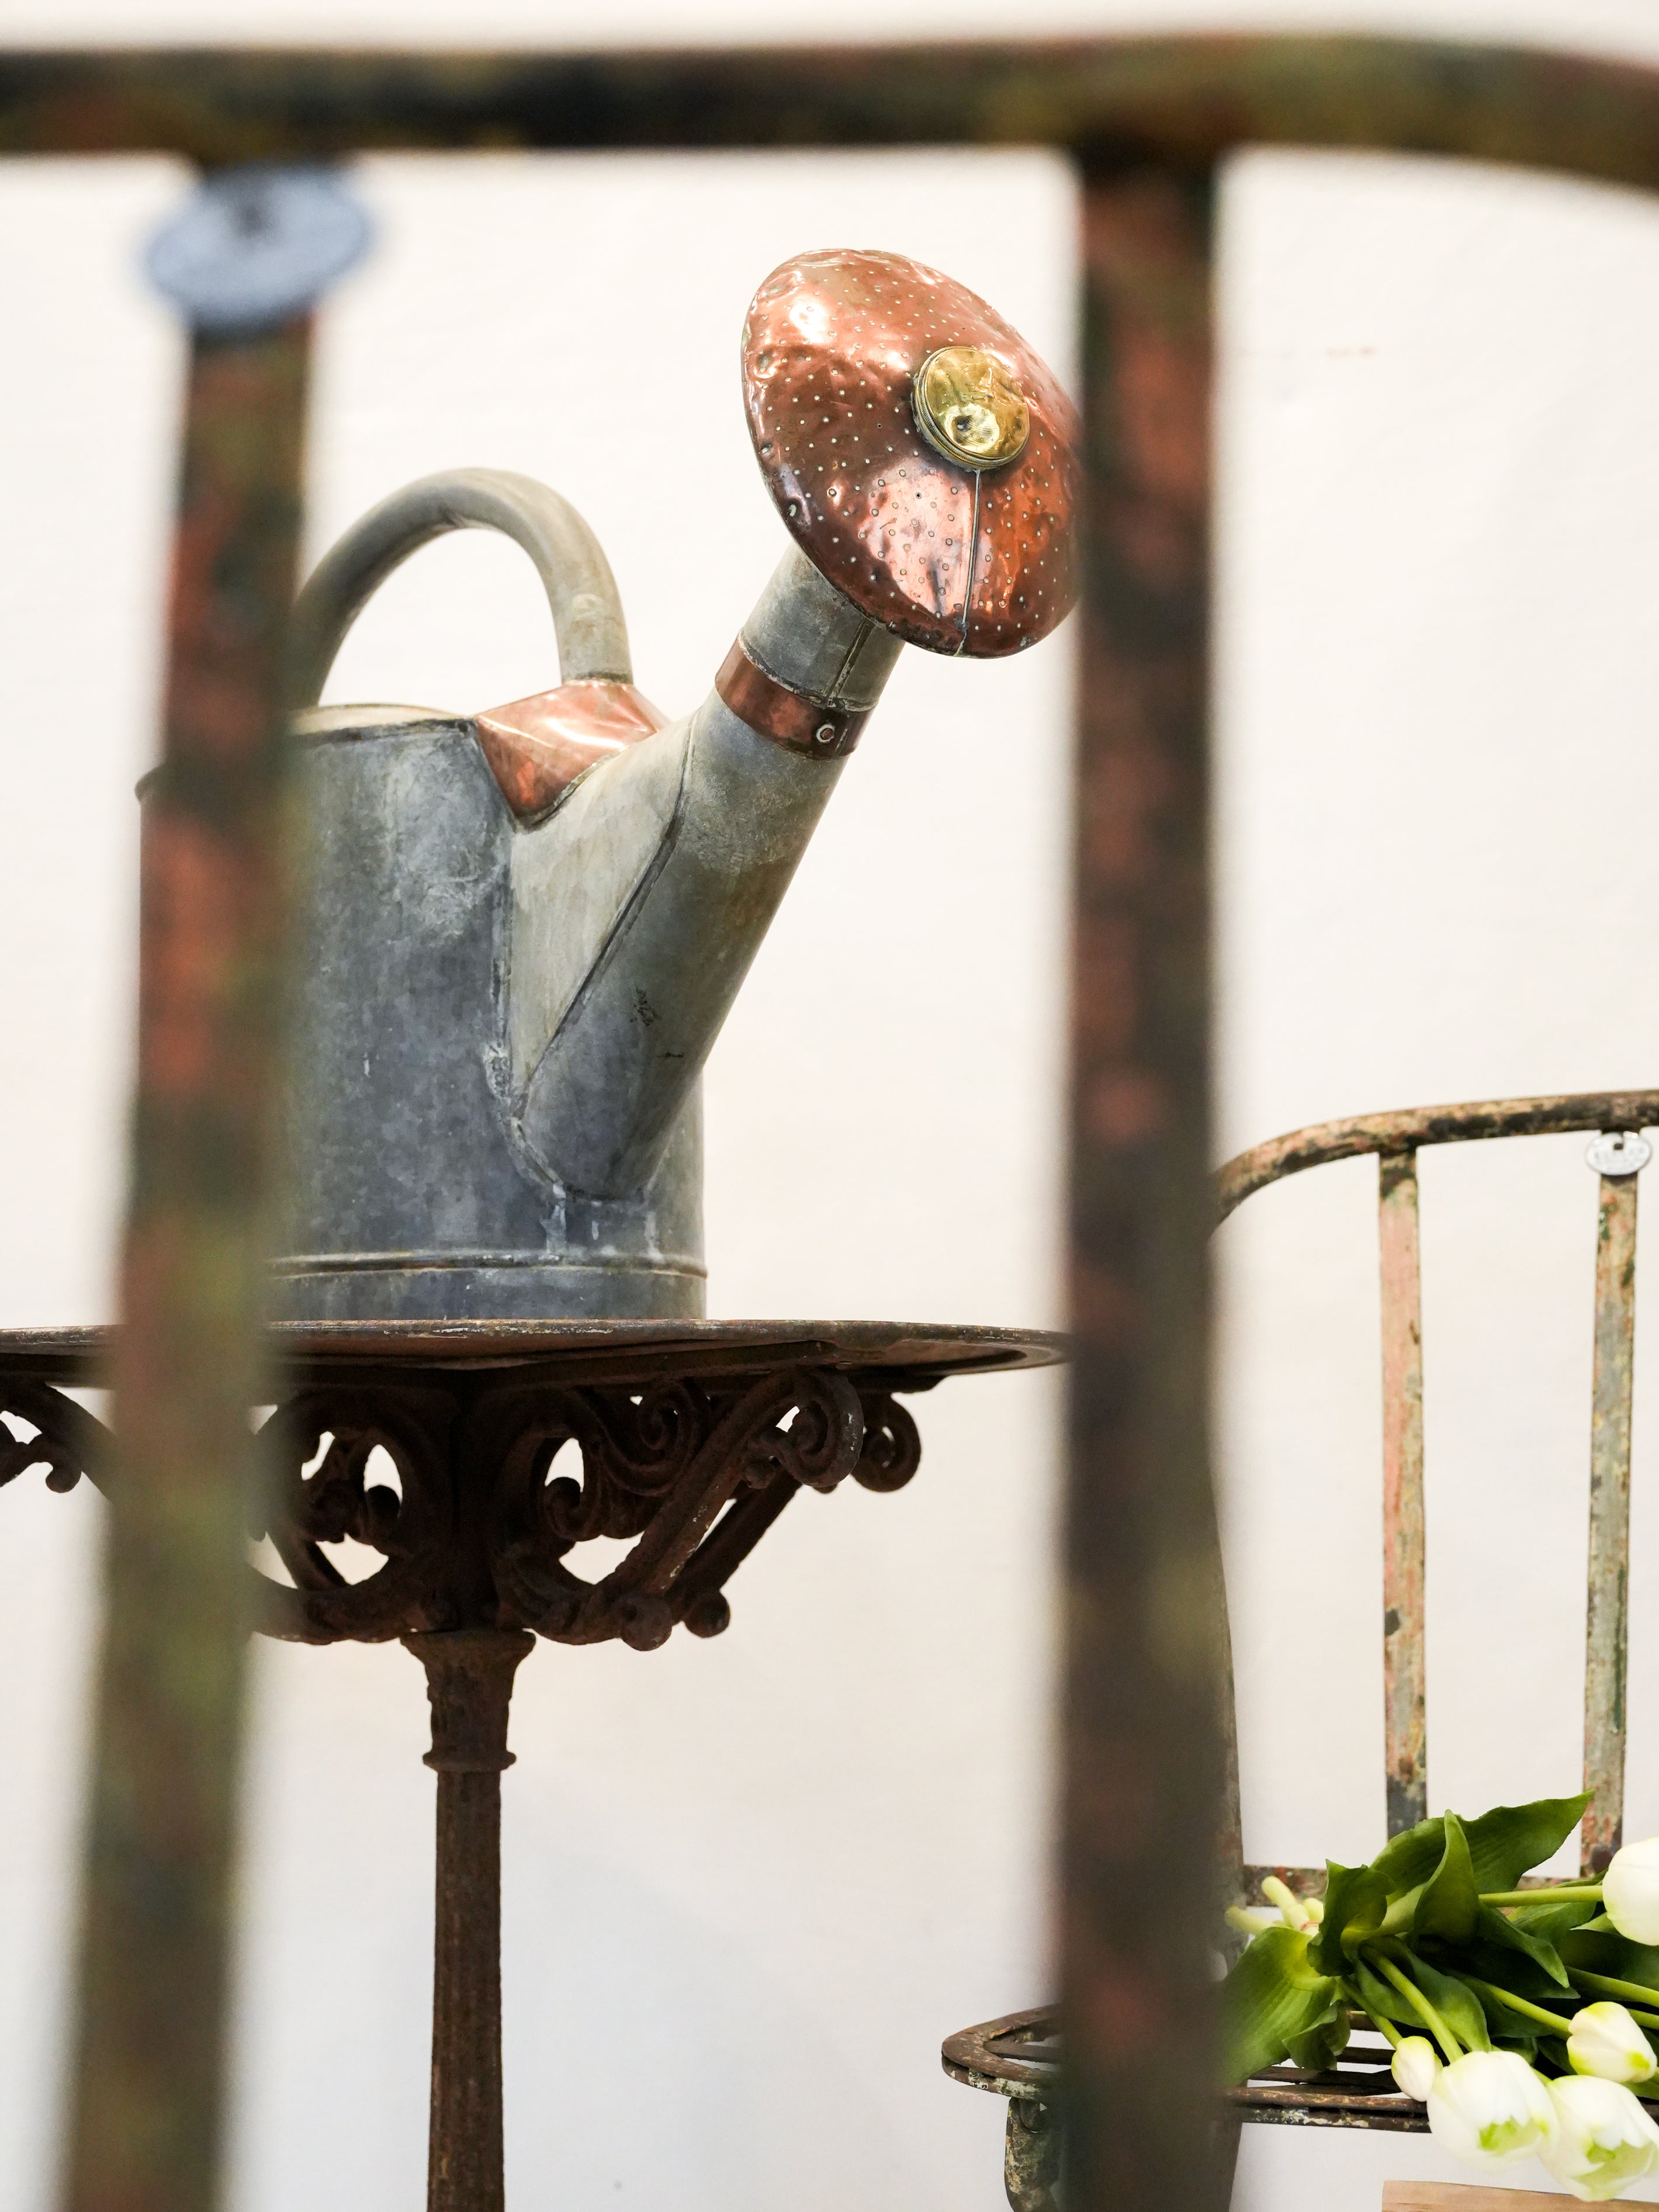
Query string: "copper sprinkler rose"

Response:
xmin=740 ymin=247 xmax=1078 ymax=657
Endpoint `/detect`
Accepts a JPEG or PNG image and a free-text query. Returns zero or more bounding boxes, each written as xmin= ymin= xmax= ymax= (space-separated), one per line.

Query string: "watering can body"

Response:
xmin=257 ymin=249 xmax=1076 ymax=1325
xmin=275 ymin=700 xmax=707 ymax=1321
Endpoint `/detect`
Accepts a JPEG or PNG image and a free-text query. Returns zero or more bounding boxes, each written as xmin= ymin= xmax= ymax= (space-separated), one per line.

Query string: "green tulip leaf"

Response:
xmin=1415 ymin=1815 xmax=1481 ymax=1947
xmin=1376 ymin=1885 xmax=1428 ymax=1940
xmin=1475 ymin=1902 xmax=1569 ymax=1987
xmin=1309 ymin=1863 xmax=1388 ymax=1974
xmin=1461 ymin=1795 xmax=1591 ymax=1893
xmin=1460 ymin=1936 xmax=1573 ymax=2003
xmin=1286 ymin=2006 xmax=1351 ymax=2072
xmin=1354 ymin=1955 xmax=1419 ymax=2028
xmin=1407 ymin=1951 xmax=1492 ymax=2053
xmin=1220 ymin=1925 xmax=1342 ymax=2086
xmin=1558 ymin=1927 xmax=1659 ymax=1992
xmin=1466 ymin=1972 xmax=1567 ymax=2045
xmin=1371 ymin=1815 xmax=1449 ymax=1899
xmin=1511 ymin=1899 xmax=1602 ymax=1944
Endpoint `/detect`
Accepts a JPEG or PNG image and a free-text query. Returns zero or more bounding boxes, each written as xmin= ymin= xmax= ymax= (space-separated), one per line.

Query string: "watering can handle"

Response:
xmin=286 ymin=466 xmax=633 ymax=709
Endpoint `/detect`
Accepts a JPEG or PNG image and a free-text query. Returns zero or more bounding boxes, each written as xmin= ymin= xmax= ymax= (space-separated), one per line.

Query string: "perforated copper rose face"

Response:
xmin=742 ymin=248 xmax=1077 ymax=657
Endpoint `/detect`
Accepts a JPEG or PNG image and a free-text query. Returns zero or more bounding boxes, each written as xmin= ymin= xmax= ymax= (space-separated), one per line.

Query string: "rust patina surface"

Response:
xmin=1585 ymin=1165 xmax=1639 ymax=1873
xmin=1063 ymin=163 xmax=1224 ymax=2212
xmin=6 ymin=37 xmax=1659 ymax=192
xmin=61 ymin=319 xmax=310 ymax=2212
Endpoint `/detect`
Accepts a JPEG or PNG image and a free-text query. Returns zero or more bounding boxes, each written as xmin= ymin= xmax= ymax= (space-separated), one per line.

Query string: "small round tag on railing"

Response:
xmin=1587 ymin=1131 xmax=1653 ymax=1178
xmin=144 ymin=165 xmax=372 ymax=335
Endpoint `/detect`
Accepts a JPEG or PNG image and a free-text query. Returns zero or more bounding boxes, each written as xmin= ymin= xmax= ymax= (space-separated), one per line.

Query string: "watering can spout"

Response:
xmin=492 ymin=247 xmax=1078 ymax=1200
xmin=272 ymin=247 xmax=1075 ymax=1320
xmin=499 ymin=541 xmax=900 ymax=1197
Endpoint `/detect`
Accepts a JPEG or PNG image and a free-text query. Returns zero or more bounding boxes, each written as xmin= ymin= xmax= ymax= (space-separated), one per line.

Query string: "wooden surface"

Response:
xmin=1383 ymin=2183 xmax=1658 ymax=2211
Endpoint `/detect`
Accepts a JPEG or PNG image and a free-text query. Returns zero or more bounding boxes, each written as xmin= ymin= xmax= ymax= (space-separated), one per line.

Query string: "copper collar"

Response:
xmin=715 ymin=639 xmax=867 ymax=759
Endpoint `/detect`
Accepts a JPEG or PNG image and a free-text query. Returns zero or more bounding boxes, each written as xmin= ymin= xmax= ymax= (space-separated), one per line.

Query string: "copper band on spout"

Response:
xmin=714 ymin=638 xmax=869 ymax=760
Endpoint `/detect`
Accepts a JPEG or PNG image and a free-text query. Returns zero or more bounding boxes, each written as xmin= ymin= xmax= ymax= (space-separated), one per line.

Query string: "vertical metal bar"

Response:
xmin=406 ymin=1631 xmax=534 ymax=2212
xmin=1062 ymin=162 xmax=1222 ymax=2212
xmin=1213 ymin=1539 xmax=1245 ymax=1926
xmin=1379 ymin=1149 xmax=1427 ymax=1836
xmin=1582 ymin=1166 xmax=1639 ymax=1875
xmin=61 ymin=317 xmax=310 ymax=2212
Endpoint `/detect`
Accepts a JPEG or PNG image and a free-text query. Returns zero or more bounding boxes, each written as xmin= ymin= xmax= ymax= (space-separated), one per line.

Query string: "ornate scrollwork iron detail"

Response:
xmin=0 ymin=1376 xmax=112 ymax=1497
xmin=539 ymin=1381 xmax=705 ymax=1547
xmin=488 ymin=1366 xmax=911 ymax=1652
xmin=250 ymin=1385 xmax=458 ymax=1646
xmin=11 ymin=1354 xmax=926 ymax=1655
xmin=851 ymin=1391 xmax=922 ymax=1493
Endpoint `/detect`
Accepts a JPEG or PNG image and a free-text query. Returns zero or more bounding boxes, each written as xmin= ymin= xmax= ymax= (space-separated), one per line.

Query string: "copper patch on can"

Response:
xmin=474 ymin=680 xmax=669 ymax=822
xmin=741 ymin=247 xmax=1077 ymax=657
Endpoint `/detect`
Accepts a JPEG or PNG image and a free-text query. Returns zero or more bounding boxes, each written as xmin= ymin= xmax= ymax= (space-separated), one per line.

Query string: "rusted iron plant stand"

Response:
xmin=3 ymin=1317 xmax=1055 ymax=2212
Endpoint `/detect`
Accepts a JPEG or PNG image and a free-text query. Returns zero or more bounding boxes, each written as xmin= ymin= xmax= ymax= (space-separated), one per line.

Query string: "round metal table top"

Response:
xmin=0 ymin=1318 xmax=1066 ymax=1391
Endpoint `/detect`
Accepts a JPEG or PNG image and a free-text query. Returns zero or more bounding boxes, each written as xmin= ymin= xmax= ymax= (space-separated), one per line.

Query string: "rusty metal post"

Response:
xmin=60 ymin=169 xmax=367 ymax=2212
xmin=1379 ymin=1150 xmax=1428 ymax=1836
xmin=405 ymin=1630 xmax=535 ymax=2212
xmin=1061 ymin=164 xmax=1223 ymax=2212
xmin=1582 ymin=1143 xmax=1642 ymax=1874
xmin=61 ymin=317 xmax=311 ymax=2212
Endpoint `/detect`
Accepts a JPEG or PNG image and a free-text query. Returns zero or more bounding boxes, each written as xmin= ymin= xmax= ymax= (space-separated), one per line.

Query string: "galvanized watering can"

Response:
xmin=267 ymin=247 xmax=1077 ymax=1323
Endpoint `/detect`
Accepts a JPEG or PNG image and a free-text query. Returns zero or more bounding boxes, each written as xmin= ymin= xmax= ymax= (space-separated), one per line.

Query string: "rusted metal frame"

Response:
xmin=404 ymin=1629 xmax=535 ymax=2212
xmin=1227 ymin=2087 xmax=1429 ymax=2133
xmin=943 ymin=2006 xmax=1061 ymax=2097
xmin=8 ymin=36 xmax=1659 ymax=195
xmin=1379 ymin=1151 xmax=1428 ymax=1836
xmin=1213 ymin=1528 xmax=1246 ymax=1959
xmin=1582 ymin=1168 xmax=1639 ymax=1875
xmin=1005 ymin=2096 xmax=1063 ymax=2212
xmin=1218 ymin=1090 xmax=1659 ymax=1222
xmin=1062 ymin=161 xmax=1222 ymax=2212
xmin=63 ymin=318 xmax=309 ymax=2212
xmin=944 ymin=2003 xmax=1441 ymax=2135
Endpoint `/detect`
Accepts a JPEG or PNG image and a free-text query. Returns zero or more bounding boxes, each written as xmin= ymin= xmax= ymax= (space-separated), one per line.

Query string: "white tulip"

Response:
xmin=1570 ymin=2005 xmax=1658 ymax=2086
xmin=1224 ymin=1906 xmax=1277 ymax=1937
xmin=1427 ymin=2050 xmax=1558 ymax=2167
xmin=1541 ymin=2075 xmax=1659 ymax=2200
xmin=1603 ymin=1837 xmax=1659 ymax=1946
xmin=1260 ymin=1876 xmax=1318 ymax=1935
xmin=1392 ymin=2037 xmax=1442 ymax=2101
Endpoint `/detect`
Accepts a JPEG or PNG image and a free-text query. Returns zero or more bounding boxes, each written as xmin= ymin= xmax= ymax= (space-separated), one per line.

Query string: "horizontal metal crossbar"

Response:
xmin=2 ymin=36 xmax=1659 ymax=185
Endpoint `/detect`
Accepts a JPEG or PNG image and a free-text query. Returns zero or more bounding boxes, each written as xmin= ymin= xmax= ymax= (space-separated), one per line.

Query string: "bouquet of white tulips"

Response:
xmin=1223 ymin=1794 xmax=1659 ymax=2200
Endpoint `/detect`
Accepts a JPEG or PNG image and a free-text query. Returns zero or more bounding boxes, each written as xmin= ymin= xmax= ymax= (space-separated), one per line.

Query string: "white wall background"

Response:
xmin=9 ymin=6 xmax=1659 ymax=2212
